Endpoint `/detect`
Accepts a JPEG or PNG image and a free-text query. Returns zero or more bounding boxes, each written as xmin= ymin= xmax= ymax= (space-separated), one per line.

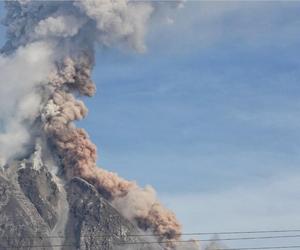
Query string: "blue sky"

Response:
xmin=2 ymin=1 xmax=300 ymax=248
xmin=84 ymin=1 xmax=300 ymax=193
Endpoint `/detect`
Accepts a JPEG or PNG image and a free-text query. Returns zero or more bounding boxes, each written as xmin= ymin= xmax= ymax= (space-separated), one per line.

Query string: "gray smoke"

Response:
xmin=0 ymin=41 xmax=53 ymax=166
xmin=0 ymin=0 xmax=194 ymax=249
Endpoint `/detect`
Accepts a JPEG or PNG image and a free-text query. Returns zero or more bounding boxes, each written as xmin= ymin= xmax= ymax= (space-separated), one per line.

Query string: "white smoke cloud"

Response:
xmin=35 ymin=15 xmax=87 ymax=38
xmin=1 ymin=0 xmax=186 ymax=248
xmin=112 ymin=185 xmax=157 ymax=221
xmin=74 ymin=0 xmax=153 ymax=51
xmin=0 ymin=41 xmax=54 ymax=166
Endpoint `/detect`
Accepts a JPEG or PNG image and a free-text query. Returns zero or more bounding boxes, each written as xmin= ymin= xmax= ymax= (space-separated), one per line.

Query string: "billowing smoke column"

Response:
xmin=1 ymin=0 xmax=184 ymax=248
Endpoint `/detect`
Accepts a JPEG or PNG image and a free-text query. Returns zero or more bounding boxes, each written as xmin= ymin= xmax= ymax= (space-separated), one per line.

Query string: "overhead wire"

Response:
xmin=2 ymin=229 xmax=300 ymax=240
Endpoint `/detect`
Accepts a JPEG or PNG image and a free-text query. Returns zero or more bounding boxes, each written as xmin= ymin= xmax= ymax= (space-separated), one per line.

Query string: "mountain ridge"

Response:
xmin=0 ymin=161 xmax=164 ymax=250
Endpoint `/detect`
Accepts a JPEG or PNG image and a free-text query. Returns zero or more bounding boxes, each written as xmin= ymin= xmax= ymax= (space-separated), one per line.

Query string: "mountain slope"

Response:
xmin=0 ymin=162 xmax=163 ymax=250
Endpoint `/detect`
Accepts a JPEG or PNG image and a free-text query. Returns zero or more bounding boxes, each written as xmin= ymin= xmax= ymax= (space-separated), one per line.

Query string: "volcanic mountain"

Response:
xmin=0 ymin=1 xmax=198 ymax=250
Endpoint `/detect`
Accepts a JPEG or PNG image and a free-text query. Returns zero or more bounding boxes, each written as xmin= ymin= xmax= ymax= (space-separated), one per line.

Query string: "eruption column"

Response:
xmin=1 ymin=0 xmax=187 ymax=248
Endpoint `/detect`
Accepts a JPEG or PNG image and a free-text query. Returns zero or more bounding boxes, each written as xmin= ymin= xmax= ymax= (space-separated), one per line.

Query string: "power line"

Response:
xmin=3 ymin=235 xmax=300 ymax=249
xmin=3 ymin=243 xmax=300 ymax=250
xmin=195 ymin=247 xmax=300 ymax=250
xmin=2 ymin=229 xmax=300 ymax=240
xmin=227 ymin=247 xmax=300 ymax=250
xmin=61 ymin=233 xmax=300 ymax=241
xmin=202 ymin=234 xmax=300 ymax=242
xmin=183 ymin=247 xmax=300 ymax=250
xmin=129 ymin=245 xmax=300 ymax=250
xmin=116 ymin=236 xmax=300 ymax=245
xmin=179 ymin=229 xmax=300 ymax=236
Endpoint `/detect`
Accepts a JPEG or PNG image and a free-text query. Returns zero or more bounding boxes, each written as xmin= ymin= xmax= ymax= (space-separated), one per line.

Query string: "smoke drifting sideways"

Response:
xmin=0 ymin=1 xmax=197 ymax=249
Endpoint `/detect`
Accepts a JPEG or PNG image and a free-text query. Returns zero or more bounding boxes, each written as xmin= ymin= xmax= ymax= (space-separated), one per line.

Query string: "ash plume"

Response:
xmin=0 ymin=0 xmax=191 ymax=249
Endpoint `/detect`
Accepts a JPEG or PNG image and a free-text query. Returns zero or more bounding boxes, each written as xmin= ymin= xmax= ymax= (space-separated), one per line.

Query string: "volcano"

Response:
xmin=0 ymin=1 xmax=198 ymax=250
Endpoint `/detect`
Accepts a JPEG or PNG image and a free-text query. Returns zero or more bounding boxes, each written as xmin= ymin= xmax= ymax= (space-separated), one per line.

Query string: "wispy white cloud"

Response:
xmin=231 ymin=108 xmax=300 ymax=130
